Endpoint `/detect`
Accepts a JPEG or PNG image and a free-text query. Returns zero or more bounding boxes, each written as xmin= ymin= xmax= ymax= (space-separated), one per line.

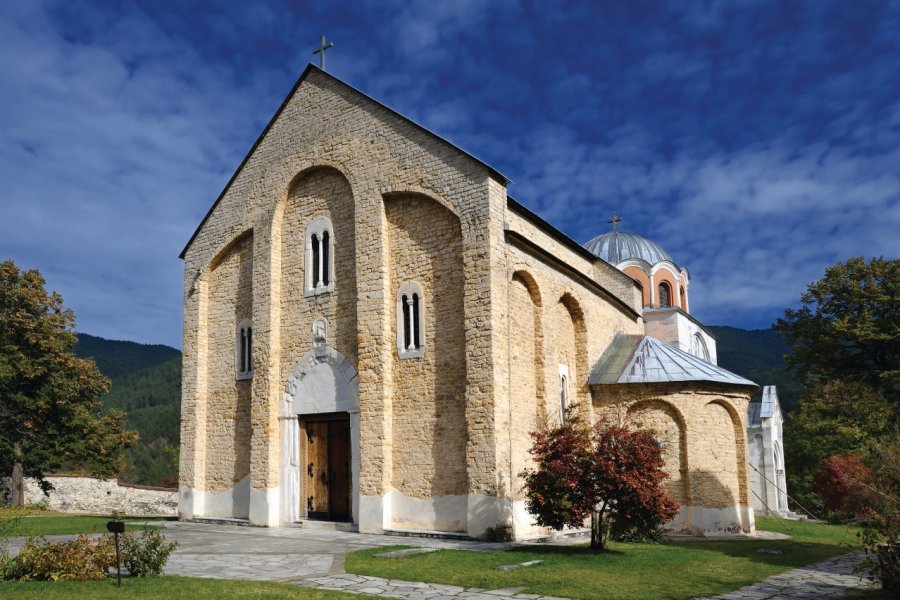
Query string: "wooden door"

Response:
xmin=302 ymin=416 xmax=351 ymax=521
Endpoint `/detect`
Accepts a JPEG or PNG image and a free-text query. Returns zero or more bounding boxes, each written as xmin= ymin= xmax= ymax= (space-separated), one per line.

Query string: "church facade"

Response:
xmin=178 ymin=65 xmax=757 ymax=539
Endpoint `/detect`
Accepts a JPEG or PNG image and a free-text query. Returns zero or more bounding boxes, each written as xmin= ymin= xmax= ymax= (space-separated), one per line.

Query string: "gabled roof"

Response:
xmin=589 ymin=334 xmax=758 ymax=389
xmin=748 ymin=385 xmax=780 ymax=427
xmin=179 ymin=64 xmax=510 ymax=259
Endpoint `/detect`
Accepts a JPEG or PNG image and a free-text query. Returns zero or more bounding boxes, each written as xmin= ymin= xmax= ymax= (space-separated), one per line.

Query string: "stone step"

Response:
xmin=293 ymin=519 xmax=358 ymax=532
xmin=190 ymin=517 xmax=254 ymax=527
xmin=383 ymin=528 xmax=471 ymax=540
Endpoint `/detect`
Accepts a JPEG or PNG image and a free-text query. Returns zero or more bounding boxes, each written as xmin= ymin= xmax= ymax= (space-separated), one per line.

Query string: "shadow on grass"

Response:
xmin=506 ymin=544 xmax=626 ymax=557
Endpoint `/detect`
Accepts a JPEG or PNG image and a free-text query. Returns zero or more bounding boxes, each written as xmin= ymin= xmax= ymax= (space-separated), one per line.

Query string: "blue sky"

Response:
xmin=2 ymin=0 xmax=898 ymax=349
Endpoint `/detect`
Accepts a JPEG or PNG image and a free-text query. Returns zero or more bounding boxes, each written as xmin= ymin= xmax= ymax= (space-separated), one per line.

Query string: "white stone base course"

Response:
xmin=2 ymin=476 xmax=176 ymax=516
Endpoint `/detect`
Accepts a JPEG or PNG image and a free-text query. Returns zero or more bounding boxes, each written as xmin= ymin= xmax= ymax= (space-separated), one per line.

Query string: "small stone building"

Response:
xmin=178 ymin=65 xmax=758 ymax=539
xmin=747 ymin=386 xmax=791 ymax=517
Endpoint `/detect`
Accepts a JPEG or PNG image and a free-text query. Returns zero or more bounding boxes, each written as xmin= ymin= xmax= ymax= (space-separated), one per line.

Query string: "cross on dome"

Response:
xmin=607 ymin=212 xmax=622 ymax=231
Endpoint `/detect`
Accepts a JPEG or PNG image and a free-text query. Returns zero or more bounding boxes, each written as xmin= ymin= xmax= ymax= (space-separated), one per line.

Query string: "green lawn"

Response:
xmin=1 ymin=508 xmax=167 ymax=537
xmin=0 ymin=576 xmax=364 ymax=599
xmin=345 ymin=517 xmax=862 ymax=600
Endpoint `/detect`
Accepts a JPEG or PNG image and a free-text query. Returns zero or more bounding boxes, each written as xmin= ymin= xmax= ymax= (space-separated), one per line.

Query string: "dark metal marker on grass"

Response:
xmin=107 ymin=520 xmax=125 ymax=587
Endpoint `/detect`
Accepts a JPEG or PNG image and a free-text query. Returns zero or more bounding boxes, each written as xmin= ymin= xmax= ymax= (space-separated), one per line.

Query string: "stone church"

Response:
xmin=178 ymin=64 xmax=758 ymax=539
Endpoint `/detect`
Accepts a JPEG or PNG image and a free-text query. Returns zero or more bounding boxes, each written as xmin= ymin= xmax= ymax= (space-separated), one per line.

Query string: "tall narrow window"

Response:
xmin=412 ymin=293 xmax=421 ymax=349
xmin=558 ymin=365 xmax=570 ymax=422
xmin=305 ymin=217 xmax=334 ymax=296
xmin=680 ymin=287 xmax=686 ymax=311
xmin=402 ymin=294 xmax=411 ymax=349
xmin=321 ymin=230 xmax=330 ymax=286
xmin=236 ymin=319 xmax=253 ymax=380
xmin=657 ymin=282 xmax=671 ymax=307
xmin=397 ymin=281 xmax=425 ymax=359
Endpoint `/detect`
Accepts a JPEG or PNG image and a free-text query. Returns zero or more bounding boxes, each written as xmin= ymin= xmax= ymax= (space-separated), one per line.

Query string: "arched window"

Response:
xmin=558 ymin=365 xmax=570 ymax=422
xmin=657 ymin=282 xmax=671 ymax=307
xmin=306 ymin=217 xmax=334 ymax=295
xmin=680 ymin=287 xmax=687 ymax=311
xmin=691 ymin=333 xmax=710 ymax=362
xmin=397 ymin=281 xmax=425 ymax=359
xmin=236 ymin=318 xmax=253 ymax=379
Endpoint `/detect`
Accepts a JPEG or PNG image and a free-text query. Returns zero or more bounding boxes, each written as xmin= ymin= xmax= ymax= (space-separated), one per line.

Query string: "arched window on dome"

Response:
xmin=680 ymin=286 xmax=687 ymax=311
xmin=691 ymin=333 xmax=710 ymax=362
xmin=658 ymin=282 xmax=672 ymax=307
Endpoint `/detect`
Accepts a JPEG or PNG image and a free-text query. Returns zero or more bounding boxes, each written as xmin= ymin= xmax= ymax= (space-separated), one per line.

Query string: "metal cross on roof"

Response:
xmin=608 ymin=212 xmax=622 ymax=230
xmin=312 ymin=35 xmax=334 ymax=70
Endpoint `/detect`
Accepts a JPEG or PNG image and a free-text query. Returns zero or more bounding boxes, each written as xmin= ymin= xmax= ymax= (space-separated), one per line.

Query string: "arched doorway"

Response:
xmin=281 ymin=345 xmax=359 ymax=524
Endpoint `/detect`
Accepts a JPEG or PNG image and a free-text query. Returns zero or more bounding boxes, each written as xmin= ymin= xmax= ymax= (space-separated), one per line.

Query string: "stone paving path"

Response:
xmin=695 ymin=551 xmax=878 ymax=600
xmin=7 ymin=522 xmax=882 ymax=598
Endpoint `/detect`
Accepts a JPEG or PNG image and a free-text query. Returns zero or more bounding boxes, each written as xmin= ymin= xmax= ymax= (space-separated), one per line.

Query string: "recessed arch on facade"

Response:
xmin=559 ymin=292 xmax=589 ymax=411
xmin=625 ymin=399 xmax=691 ymax=509
xmin=703 ymin=399 xmax=751 ymax=528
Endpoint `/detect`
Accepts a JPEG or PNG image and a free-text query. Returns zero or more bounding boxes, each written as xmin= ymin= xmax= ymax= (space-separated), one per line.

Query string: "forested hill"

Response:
xmin=75 ymin=333 xmax=180 ymax=379
xmin=75 ymin=334 xmax=182 ymax=487
xmin=707 ymin=326 xmax=803 ymax=411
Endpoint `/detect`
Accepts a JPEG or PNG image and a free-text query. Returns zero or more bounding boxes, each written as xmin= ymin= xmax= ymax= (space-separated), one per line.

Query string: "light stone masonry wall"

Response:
xmin=386 ymin=194 xmax=467 ymax=530
xmin=3 ymin=477 xmax=177 ymax=517
xmin=180 ymin=68 xmax=504 ymax=531
xmin=504 ymin=208 xmax=643 ymax=310
xmin=593 ymin=383 xmax=754 ymax=535
xmin=279 ymin=168 xmax=358 ymax=385
xmin=497 ymin=243 xmax=644 ymax=537
xmin=202 ymin=233 xmax=253 ymax=519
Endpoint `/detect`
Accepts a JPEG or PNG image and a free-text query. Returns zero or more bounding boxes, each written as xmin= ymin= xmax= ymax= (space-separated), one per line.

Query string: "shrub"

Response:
xmin=121 ymin=529 xmax=177 ymax=576
xmin=521 ymin=410 xmax=679 ymax=551
xmin=813 ymin=453 xmax=878 ymax=519
xmin=4 ymin=534 xmax=116 ymax=581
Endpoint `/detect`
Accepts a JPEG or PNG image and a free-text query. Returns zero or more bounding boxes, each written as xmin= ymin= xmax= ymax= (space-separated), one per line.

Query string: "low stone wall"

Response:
xmin=1 ymin=475 xmax=177 ymax=517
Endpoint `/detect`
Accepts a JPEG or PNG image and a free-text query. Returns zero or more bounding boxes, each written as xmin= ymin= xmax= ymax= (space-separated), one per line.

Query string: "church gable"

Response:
xmin=179 ymin=64 xmax=506 ymax=268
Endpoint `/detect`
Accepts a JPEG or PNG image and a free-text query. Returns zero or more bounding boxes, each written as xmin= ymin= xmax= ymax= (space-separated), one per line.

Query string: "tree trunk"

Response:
xmin=590 ymin=504 xmax=610 ymax=551
xmin=11 ymin=443 xmax=24 ymax=506
xmin=590 ymin=511 xmax=601 ymax=550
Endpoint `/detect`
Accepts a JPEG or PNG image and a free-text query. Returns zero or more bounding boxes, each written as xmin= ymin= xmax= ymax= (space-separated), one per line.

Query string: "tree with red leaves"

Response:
xmin=813 ymin=453 xmax=878 ymax=518
xmin=520 ymin=409 xmax=679 ymax=551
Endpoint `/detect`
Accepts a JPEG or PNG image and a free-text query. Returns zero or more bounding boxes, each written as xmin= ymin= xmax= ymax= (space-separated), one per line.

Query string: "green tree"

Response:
xmin=0 ymin=260 xmax=137 ymax=505
xmin=785 ymin=380 xmax=893 ymax=512
xmin=773 ymin=257 xmax=899 ymax=405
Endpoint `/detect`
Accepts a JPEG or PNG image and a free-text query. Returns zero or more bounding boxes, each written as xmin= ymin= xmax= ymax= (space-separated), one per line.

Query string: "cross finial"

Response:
xmin=312 ymin=35 xmax=334 ymax=70
xmin=608 ymin=212 xmax=622 ymax=231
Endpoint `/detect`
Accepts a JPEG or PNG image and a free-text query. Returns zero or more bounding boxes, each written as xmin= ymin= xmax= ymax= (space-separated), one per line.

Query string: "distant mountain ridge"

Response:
xmin=74 ymin=326 xmax=800 ymax=485
xmin=75 ymin=334 xmax=182 ymax=486
xmin=707 ymin=325 xmax=803 ymax=411
xmin=75 ymin=333 xmax=180 ymax=380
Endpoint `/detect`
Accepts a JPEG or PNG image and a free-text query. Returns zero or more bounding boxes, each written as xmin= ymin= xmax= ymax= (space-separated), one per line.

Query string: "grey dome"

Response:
xmin=583 ymin=230 xmax=674 ymax=266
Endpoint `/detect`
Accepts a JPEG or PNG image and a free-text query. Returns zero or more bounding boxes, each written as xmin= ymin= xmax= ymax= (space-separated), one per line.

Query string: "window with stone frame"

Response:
xmin=305 ymin=216 xmax=334 ymax=296
xmin=396 ymin=281 xmax=425 ymax=359
xmin=236 ymin=318 xmax=253 ymax=380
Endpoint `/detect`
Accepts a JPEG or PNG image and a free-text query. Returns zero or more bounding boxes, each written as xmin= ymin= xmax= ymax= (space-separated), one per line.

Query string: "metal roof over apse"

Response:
xmin=748 ymin=385 xmax=780 ymax=427
xmin=589 ymin=334 xmax=759 ymax=388
xmin=583 ymin=231 xmax=676 ymax=267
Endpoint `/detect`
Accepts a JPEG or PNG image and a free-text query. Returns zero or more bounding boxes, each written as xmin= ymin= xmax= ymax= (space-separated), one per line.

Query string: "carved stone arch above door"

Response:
xmin=280 ymin=345 xmax=360 ymax=526
xmin=283 ymin=346 xmax=359 ymax=416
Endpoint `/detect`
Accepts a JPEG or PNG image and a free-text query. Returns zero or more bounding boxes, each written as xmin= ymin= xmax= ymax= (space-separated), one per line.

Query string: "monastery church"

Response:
xmin=178 ymin=64 xmax=759 ymax=540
